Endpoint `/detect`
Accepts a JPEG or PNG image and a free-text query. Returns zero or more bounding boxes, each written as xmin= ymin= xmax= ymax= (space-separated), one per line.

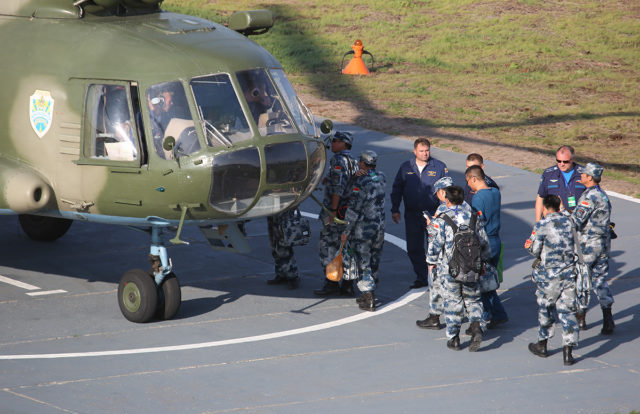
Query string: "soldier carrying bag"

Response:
xmin=279 ymin=208 xmax=311 ymax=246
xmin=439 ymin=213 xmax=484 ymax=283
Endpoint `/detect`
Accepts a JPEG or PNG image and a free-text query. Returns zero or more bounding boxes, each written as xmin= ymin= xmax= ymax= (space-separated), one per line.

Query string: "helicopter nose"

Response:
xmin=207 ymin=140 xmax=325 ymax=217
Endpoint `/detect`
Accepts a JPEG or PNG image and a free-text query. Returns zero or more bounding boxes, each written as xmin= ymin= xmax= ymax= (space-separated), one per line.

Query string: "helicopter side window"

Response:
xmin=190 ymin=74 xmax=252 ymax=147
xmin=146 ymin=81 xmax=199 ymax=160
xmin=236 ymin=69 xmax=295 ymax=137
xmin=85 ymin=84 xmax=138 ymax=161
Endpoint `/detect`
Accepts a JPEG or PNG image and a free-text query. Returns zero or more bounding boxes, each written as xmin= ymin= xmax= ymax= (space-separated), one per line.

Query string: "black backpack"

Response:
xmin=439 ymin=212 xmax=483 ymax=283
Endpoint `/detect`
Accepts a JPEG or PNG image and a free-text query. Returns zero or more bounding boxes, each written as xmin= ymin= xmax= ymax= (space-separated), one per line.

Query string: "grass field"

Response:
xmin=164 ymin=0 xmax=640 ymax=196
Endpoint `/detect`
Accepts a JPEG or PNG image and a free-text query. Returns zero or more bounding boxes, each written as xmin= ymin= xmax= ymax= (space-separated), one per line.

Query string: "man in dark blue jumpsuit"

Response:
xmin=535 ymin=145 xmax=585 ymax=222
xmin=391 ymin=138 xmax=449 ymax=288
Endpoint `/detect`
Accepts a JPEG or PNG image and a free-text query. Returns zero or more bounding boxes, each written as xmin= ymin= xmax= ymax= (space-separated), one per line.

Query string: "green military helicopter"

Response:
xmin=0 ymin=0 xmax=330 ymax=323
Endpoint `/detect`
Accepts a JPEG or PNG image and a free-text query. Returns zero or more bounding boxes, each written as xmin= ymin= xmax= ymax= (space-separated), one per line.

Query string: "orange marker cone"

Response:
xmin=341 ymin=39 xmax=374 ymax=75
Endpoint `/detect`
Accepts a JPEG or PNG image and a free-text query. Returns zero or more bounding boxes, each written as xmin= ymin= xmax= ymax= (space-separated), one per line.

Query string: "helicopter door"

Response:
xmin=77 ymin=81 xmax=149 ymax=215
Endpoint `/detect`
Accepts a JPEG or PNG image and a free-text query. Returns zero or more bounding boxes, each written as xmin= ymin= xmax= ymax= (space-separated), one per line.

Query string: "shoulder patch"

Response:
xmin=352 ymin=187 xmax=360 ymax=192
xmin=477 ymin=210 xmax=482 ymax=216
xmin=334 ymin=166 xmax=342 ymax=170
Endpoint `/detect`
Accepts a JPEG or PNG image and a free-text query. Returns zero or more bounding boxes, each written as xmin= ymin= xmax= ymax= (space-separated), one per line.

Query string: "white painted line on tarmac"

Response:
xmin=0 ymin=275 xmax=40 ymax=291
xmin=0 ymin=210 xmax=419 ymax=360
xmin=26 ymin=290 xmax=68 ymax=297
xmin=606 ymin=190 xmax=640 ymax=204
xmin=0 ymin=288 xmax=426 ymax=360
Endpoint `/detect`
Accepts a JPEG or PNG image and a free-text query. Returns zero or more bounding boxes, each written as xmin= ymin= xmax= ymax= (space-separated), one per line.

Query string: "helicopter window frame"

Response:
xmin=78 ymin=80 xmax=142 ymax=167
xmin=189 ymin=72 xmax=253 ymax=148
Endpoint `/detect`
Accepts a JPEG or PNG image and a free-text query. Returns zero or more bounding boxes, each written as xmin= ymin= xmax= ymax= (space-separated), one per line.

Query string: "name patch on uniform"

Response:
xmin=334 ymin=166 xmax=342 ymax=170
xmin=581 ymin=200 xmax=590 ymax=206
xmin=427 ymin=171 xmax=436 ymax=176
xmin=30 ymin=90 xmax=54 ymax=138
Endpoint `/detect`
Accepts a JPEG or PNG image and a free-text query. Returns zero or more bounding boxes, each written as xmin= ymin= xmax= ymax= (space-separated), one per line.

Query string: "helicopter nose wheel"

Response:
xmin=117 ymin=270 xmax=182 ymax=323
xmin=118 ymin=269 xmax=158 ymax=323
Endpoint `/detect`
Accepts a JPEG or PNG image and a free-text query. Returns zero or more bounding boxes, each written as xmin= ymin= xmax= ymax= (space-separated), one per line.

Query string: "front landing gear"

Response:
xmin=117 ymin=227 xmax=182 ymax=323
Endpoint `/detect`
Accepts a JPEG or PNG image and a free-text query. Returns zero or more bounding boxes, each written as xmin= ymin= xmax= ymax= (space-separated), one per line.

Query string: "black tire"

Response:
xmin=118 ymin=269 xmax=158 ymax=323
xmin=18 ymin=214 xmax=73 ymax=241
xmin=155 ymin=272 xmax=181 ymax=320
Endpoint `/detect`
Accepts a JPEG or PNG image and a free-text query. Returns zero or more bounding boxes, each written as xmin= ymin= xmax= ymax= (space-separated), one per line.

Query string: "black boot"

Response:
xmin=468 ymin=321 xmax=483 ymax=352
xmin=563 ymin=346 xmax=575 ymax=366
xmin=576 ymin=311 xmax=587 ymax=330
xmin=266 ymin=275 xmax=288 ymax=285
xmin=601 ymin=307 xmax=615 ymax=335
xmin=358 ymin=292 xmax=376 ymax=312
xmin=313 ymin=280 xmax=340 ymax=296
xmin=447 ymin=335 xmax=461 ymax=351
xmin=528 ymin=339 xmax=548 ymax=358
xmin=340 ymin=280 xmax=355 ymax=297
xmin=416 ymin=314 xmax=442 ymax=330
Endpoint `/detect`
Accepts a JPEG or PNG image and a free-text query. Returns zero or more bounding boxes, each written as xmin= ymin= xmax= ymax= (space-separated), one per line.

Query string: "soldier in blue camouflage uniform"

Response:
xmin=340 ymin=150 xmax=386 ymax=311
xmin=315 ymin=131 xmax=359 ymax=296
xmin=570 ymin=163 xmax=615 ymax=335
xmin=525 ymin=194 xmax=579 ymax=366
xmin=427 ymin=186 xmax=491 ymax=351
xmin=416 ymin=176 xmax=453 ymax=330
xmin=266 ymin=210 xmax=300 ymax=289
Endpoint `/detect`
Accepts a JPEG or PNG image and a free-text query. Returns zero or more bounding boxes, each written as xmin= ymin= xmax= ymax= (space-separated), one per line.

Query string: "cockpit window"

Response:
xmin=190 ymin=74 xmax=252 ymax=147
xmin=269 ymin=69 xmax=316 ymax=137
xmin=85 ymin=84 xmax=138 ymax=161
xmin=146 ymin=81 xmax=199 ymax=159
xmin=236 ymin=69 xmax=296 ymax=136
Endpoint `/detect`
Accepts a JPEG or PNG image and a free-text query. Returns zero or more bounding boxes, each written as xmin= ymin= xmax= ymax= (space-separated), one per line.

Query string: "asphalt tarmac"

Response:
xmin=1 ymin=125 xmax=639 ymax=414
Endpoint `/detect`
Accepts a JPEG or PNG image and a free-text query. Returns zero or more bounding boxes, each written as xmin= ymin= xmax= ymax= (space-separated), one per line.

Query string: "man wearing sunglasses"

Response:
xmin=534 ymin=145 xmax=586 ymax=222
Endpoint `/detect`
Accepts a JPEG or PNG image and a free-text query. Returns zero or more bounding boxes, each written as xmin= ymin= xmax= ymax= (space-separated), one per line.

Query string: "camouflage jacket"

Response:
xmin=426 ymin=202 xmax=491 ymax=277
xmin=320 ymin=150 xmax=358 ymax=221
xmin=526 ymin=212 xmax=576 ymax=272
xmin=570 ymin=185 xmax=612 ymax=242
xmin=342 ymin=169 xmax=386 ymax=240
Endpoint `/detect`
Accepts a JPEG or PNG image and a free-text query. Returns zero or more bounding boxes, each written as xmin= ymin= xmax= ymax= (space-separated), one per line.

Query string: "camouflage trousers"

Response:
xmin=428 ymin=267 xmax=444 ymax=316
xmin=347 ymin=238 xmax=376 ymax=293
xmin=581 ymin=239 xmax=614 ymax=310
xmin=442 ymin=276 xmax=485 ymax=339
xmin=267 ymin=217 xmax=298 ymax=279
xmin=535 ymin=277 xmax=579 ymax=346
xmin=370 ymin=226 xmax=385 ymax=281
xmin=319 ymin=222 xmax=345 ymax=268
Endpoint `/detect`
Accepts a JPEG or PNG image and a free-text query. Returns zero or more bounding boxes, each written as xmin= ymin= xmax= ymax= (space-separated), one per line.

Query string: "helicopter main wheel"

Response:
xmin=18 ymin=214 xmax=73 ymax=241
xmin=155 ymin=272 xmax=181 ymax=320
xmin=118 ymin=269 xmax=158 ymax=323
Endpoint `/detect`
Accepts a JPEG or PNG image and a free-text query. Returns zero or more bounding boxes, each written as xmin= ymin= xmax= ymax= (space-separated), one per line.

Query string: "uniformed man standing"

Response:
xmin=570 ymin=163 xmax=615 ymax=334
xmin=525 ymin=194 xmax=579 ymax=366
xmin=535 ymin=145 xmax=585 ymax=221
xmin=391 ymin=138 xmax=449 ymax=289
xmin=266 ymin=210 xmax=301 ymax=290
xmin=427 ymin=186 xmax=491 ymax=351
xmin=416 ymin=176 xmax=453 ymax=330
xmin=315 ymin=131 xmax=358 ymax=296
xmin=340 ymin=150 xmax=386 ymax=311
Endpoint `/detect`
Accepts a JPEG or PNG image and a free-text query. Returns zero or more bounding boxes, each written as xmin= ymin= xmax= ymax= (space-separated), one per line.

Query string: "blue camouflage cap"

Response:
xmin=433 ymin=176 xmax=453 ymax=194
xmin=333 ymin=131 xmax=353 ymax=146
xmin=360 ymin=150 xmax=378 ymax=166
xmin=578 ymin=162 xmax=604 ymax=180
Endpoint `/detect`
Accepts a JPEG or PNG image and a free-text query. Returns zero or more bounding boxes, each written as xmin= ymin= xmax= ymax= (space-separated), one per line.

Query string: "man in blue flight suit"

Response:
xmin=391 ymin=137 xmax=449 ymax=289
xmin=463 ymin=153 xmax=499 ymax=205
xmin=535 ymin=145 xmax=585 ymax=222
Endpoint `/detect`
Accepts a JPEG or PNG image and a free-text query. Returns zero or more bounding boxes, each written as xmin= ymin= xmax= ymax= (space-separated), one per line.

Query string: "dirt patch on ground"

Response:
xmin=301 ymin=93 xmax=639 ymax=198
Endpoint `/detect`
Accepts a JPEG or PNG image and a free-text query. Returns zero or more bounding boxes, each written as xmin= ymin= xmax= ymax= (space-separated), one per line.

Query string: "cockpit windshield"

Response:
xmin=269 ymin=69 xmax=316 ymax=137
xmin=236 ymin=69 xmax=296 ymax=136
xmin=190 ymin=74 xmax=252 ymax=147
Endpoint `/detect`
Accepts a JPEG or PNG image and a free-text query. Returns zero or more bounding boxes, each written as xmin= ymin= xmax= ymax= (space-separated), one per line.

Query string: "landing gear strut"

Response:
xmin=117 ymin=227 xmax=181 ymax=323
